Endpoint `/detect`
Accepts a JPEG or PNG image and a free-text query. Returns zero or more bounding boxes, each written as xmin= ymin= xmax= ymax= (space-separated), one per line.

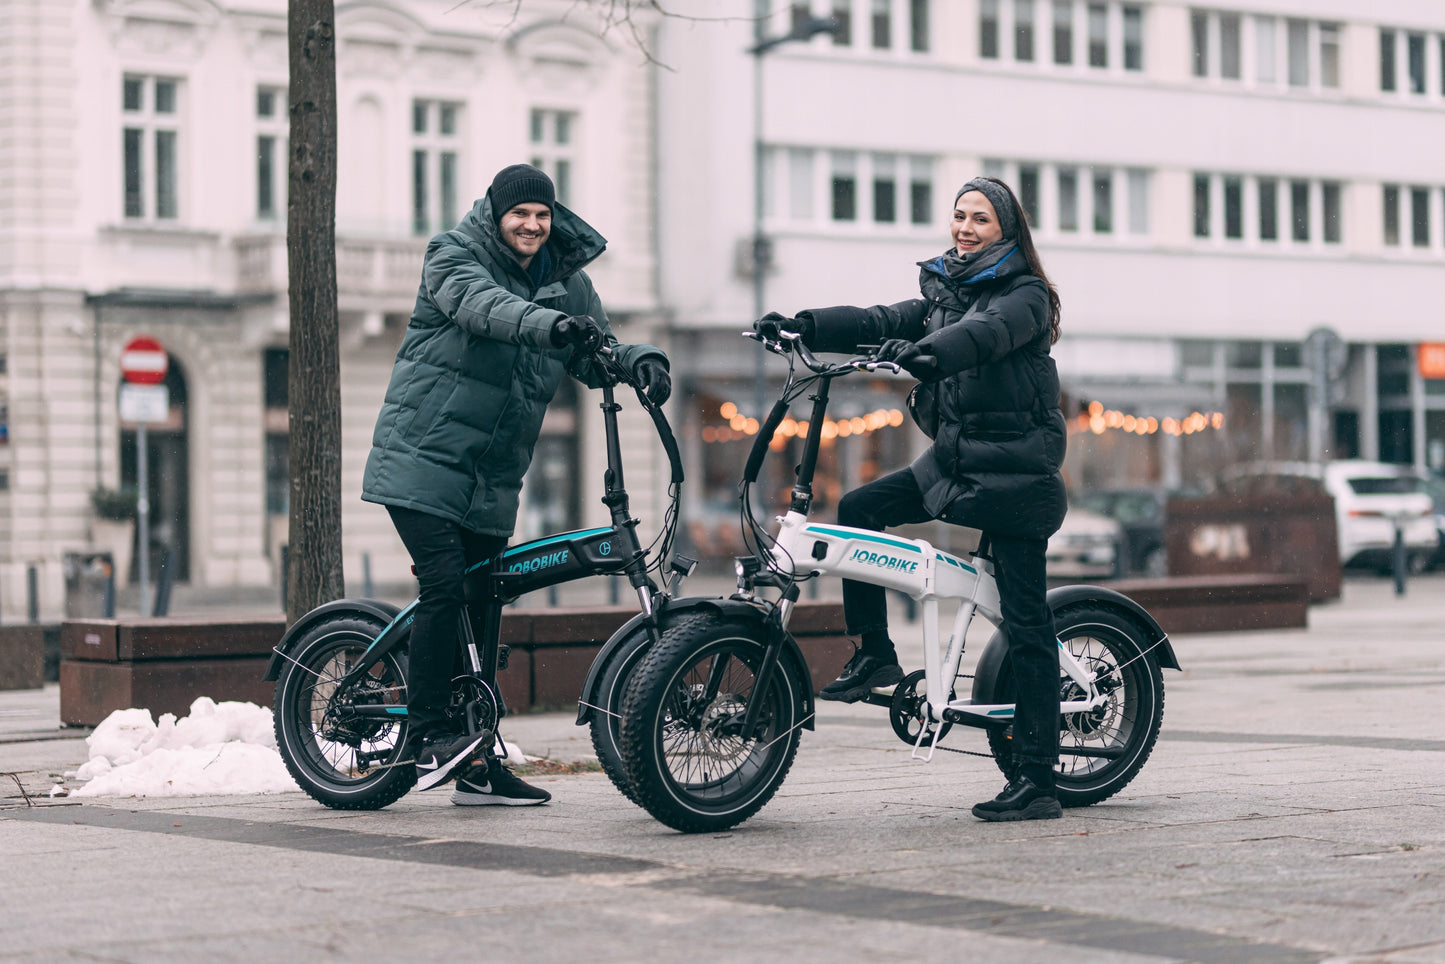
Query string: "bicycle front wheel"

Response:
xmin=619 ymin=617 xmax=803 ymax=833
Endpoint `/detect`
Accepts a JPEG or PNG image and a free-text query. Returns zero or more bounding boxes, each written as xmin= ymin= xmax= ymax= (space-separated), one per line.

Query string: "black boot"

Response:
xmin=971 ymin=774 xmax=1062 ymax=822
xmin=818 ymin=651 xmax=903 ymax=703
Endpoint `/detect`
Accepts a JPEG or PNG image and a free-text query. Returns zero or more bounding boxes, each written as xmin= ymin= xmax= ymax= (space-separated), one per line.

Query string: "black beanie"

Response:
xmin=488 ymin=164 xmax=555 ymax=223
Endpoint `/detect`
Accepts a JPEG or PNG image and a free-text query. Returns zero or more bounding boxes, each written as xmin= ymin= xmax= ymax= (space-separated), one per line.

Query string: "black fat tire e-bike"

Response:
xmin=267 ymin=346 xmax=693 ymax=810
xmin=619 ymin=332 xmax=1180 ymax=833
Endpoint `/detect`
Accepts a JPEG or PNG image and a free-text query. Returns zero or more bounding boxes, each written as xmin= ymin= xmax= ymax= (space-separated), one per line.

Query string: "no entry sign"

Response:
xmin=120 ymin=336 xmax=168 ymax=385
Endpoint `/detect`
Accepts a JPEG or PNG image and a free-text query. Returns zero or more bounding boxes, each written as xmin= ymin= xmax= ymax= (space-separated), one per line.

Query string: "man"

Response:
xmin=362 ymin=164 xmax=671 ymax=805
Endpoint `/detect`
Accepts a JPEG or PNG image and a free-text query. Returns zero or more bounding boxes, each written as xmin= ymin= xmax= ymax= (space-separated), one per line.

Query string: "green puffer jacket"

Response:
xmin=361 ymin=196 xmax=666 ymax=536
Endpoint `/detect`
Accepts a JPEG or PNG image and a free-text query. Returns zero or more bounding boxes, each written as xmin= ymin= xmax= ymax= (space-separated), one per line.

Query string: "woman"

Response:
xmin=757 ymin=177 xmax=1067 ymax=822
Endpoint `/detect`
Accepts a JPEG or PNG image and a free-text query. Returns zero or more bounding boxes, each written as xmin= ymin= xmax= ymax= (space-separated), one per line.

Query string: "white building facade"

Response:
xmin=0 ymin=0 xmax=667 ymax=618
xmin=652 ymin=0 xmax=1445 ymax=527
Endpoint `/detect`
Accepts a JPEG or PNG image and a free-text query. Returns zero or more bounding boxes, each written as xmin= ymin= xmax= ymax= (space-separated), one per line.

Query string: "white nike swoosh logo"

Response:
xmin=418 ymin=760 xmax=441 ymax=771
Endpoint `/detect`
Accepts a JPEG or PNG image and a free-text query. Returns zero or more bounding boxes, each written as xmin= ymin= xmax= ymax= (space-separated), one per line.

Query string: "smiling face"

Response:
xmin=951 ymin=191 xmax=1004 ymax=256
xmin=498 ymin=202 xmax=552 ymax=265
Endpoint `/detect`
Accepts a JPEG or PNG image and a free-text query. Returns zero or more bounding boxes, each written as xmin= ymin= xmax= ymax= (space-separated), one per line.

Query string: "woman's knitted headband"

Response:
xmin=954 ymin=178 xmax=1019 ymax=240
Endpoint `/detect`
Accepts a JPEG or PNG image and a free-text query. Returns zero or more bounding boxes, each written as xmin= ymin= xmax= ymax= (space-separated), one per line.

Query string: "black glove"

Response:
xmin=633 ymin=358 xmax=671 ymax=407
xmin=876 ymin=339 xmax=938 ymax=380
xmin=551 ymin=314 xmax=605 ymax=352
xmin=753 ymin=311 xmax=806 ymax=342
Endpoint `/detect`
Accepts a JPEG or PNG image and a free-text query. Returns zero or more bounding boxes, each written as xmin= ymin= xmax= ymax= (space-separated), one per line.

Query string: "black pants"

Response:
xmin=387 ymin=506 xmax=508 ymax=740
xmin=836 ymin=468 xmax=1059 ymax=771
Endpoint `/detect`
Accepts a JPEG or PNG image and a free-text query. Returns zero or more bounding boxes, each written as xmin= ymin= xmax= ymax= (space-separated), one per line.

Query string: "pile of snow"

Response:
xmin=61 ymin=697 xmax=530 ymax=798
xmin=69 ymin=698 xmax=300 ymax=798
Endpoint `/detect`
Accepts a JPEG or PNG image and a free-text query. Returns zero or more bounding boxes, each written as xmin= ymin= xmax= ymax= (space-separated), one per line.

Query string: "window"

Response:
xmin=1122 ymin=5 xmax=1143 ymax=70
xmin=1258 ymin=178 xmax=1278 ymax=241
xmin=1322 ymin=181 xmax=1341 ymax=244
xmin=256 ymin=87 xmax=286 ymax=221
xmin=910 ymin=0 xmax=930 ymax=52
xmin=1383 ymin=184 xmax=1401 ymax=246
xmin=1223 ymin=176 xmax=1242 ymax=239
xmin=1126 ymin=168 xmax=1148 ymax=234
xmin=1256 ymin=16 xmax=1276 ymax=84
xmin=1193 ymin=173 xmax=1210 ymax=237
xmin=1290 ymin=179 xmax=1309 ymax=242
xmin=1014 ymin=0 xmax=1035 ymax=62
xmin=122 ymin=75 xmax=181 ymax=220
xmin=789 ymin=2 xmax=811 ymax=34
xmin=832 ymin=0 xmax=853 ymax=45
xmin=1058 ymin=166 xmax=1078 ymax=232
xmin=1019 ymin=164 xmax=1041 ymax=226
xmin=980 ymin=0 xmax=1000 ymax=58
xmin=1091 ymin=168 xmax=1112 ymax=234
xmin=871 ymin=0 xmax=891 ymax=49
xmin=1052 ymin=0 xmax=1073 ymax=65
xmin=1219 ymin=14 xmax=1241 ymax=80
xmin=1190 ymin=10 xmax=1207 ymax=78
xmin=1087 ymin=2 xmax=1108 ymax=67
xmin=1380 ymin=29 xmax=1397 ymax=91
xmin=263 ymin=348 xmax=289 ymax=516
xmin=1411 ymin=187 xmax=1430 ymax=247
xmin=1286 ymin=19 xmax=1308 ymax=87
xmin=873 ymin=154 xmax=897 ymax=223
xmin=412 ymin=100 xmax=462 ymax=236
xmin=831 ymin=151 xmax=858 ymax=221
xmin=909 ymin=157 xmax=933 ymax=225
xmin=1407 ymin=33 xmax=1426 ymax=94
xmin=528 ymin=107 xmax=574 ymax=207
xmin=1319 ymin=23 xmax=1340 ymax=89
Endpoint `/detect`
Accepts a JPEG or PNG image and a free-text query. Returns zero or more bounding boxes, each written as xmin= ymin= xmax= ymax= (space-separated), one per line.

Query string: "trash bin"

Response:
xmin=1164 ymin=487 xmax=1341 ymax=603
xmin=63 ymin=552 xmax=116 ymax=619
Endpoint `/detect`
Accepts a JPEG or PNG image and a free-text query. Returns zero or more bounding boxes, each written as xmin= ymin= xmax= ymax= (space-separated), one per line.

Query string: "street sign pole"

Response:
xmin=120 ymin=336 xmax=168 ymax=618
xmin=137 ymin=421 xmax=150 ymax=618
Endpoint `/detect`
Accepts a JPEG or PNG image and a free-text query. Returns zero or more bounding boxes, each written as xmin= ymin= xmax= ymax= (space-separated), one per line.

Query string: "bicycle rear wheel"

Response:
xmin=987 ymin=604 xmax=1164 ymax=808
xmin=619 ymin=617 xmax=803 ymax=833
xmin=273 ymin=615 xmax=416 ymax=810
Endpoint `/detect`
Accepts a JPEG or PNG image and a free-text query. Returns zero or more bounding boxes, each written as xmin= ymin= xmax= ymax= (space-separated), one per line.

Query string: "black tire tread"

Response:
xmin=619 ymin=617 xmax=802 ymax=833
xmin=273 ymin=616 xmax=417 ymax=811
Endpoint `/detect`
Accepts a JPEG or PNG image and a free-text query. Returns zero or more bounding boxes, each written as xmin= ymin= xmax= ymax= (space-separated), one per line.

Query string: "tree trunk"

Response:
xmin=286 ymin=0 xmax=344 ymax=622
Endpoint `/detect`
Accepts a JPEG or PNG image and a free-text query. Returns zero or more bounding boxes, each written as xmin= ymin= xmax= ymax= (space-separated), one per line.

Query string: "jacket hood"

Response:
xmin=460 ymin=195 xmax=608 ymax=287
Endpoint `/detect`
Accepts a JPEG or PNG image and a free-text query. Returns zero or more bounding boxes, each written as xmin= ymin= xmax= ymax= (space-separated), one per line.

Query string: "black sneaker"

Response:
xmin=971 ymin=776 xmax=1063 ymax=822
xmin=413 ymin=731 xmax=488 ymax=792
xmin=818 ymin=652 xmax=903 ymax=703
xmin=451 ymin=760 xmax=551 ymax=806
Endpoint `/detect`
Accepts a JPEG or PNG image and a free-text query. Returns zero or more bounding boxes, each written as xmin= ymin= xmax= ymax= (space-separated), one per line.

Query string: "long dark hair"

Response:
xmin=981 ymin=176 xmax=1062 ymax=344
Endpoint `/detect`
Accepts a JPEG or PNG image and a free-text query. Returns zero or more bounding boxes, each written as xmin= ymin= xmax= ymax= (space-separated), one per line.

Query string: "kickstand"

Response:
xmin=910 ymin=719 xmax=943 ymax=763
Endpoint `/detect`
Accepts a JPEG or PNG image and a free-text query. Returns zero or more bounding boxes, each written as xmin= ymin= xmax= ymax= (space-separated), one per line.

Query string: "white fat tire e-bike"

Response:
xmin=619 ymin=331 xmax=1178 ymax=833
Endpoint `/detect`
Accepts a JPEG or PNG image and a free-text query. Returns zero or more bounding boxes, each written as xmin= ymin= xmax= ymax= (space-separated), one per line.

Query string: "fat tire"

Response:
xmin=273 ymin=615 xmax=417 ymax=810
xmin=987 ymin=604 xmax=1165 ymax=808
xmin=619 ymin=617 xmax=803 ymax=833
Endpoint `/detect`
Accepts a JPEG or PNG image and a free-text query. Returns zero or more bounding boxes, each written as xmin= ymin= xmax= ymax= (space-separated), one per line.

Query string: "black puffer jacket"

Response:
xmin=798 ymin=244 xmax=1067 ymax=540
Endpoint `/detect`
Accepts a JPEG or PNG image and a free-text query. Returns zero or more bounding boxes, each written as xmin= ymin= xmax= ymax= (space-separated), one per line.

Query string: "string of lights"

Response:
xmin=705 ymin=401 xmax=905 ymax=447
xmin=1070 ymin=400 xmax=1225 ymax=437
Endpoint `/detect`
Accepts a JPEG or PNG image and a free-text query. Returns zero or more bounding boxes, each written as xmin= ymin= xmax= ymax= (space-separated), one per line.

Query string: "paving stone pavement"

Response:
xmin=2 ymin=574 xmax=1443 ymax=963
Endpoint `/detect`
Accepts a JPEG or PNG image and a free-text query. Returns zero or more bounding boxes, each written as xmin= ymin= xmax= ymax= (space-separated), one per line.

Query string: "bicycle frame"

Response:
xmin=266 ymin=351 xmax=690 ymax=719
xmin=737 ymin=334 xmax=1119 ymax=761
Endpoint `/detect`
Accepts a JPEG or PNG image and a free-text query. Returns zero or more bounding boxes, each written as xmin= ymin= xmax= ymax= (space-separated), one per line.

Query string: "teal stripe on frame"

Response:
xmin=934 ymin=552 xmax=977 ymax=574
xmin=804 ymin=524 xmax=921 ymax=554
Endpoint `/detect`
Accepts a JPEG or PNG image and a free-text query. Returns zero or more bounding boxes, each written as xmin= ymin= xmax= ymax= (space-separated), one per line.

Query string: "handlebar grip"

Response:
xmin=742 ymin=399 xmax=790 ymax=484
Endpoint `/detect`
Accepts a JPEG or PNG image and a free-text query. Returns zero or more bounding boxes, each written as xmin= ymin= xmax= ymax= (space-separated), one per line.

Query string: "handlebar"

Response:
xmin=743 ymin=330 xmax=910 ymax=378
xmin=589 ymin=344 xmax=685 ymax=487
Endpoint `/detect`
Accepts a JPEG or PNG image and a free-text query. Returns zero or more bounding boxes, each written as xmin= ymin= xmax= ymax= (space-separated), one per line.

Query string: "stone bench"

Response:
xmin=57 ymin=603 xmax=852 ymax=725
xmin=1094 ymin=574 xmax=1310 ymax=635
xmin=60 ymin=617 xmax=286 ymax=726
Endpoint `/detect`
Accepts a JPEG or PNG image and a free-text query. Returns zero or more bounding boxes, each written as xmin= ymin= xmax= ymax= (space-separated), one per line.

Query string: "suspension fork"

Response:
xmin=737 ymin=588 xmax=799 ymax=737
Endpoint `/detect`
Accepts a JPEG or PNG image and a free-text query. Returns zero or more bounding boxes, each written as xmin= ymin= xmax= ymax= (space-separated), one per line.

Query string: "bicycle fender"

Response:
xmin=1046 ymin=584 xmax=1180 ymax=671
xmin=969 ymin=585 xmax=1180 ymax=705
xmin=263 ymin=598 xmax=404 ymax=681
xmin=575 ymin=595 xmax=771 ymax=725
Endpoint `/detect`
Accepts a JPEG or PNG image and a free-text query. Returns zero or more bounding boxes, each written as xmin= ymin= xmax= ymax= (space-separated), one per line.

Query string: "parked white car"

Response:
xmin=1045 ymin=507 xmax=1122 ymax=579
xmin=1222 ymin=460 xmax=1437 ymax=572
